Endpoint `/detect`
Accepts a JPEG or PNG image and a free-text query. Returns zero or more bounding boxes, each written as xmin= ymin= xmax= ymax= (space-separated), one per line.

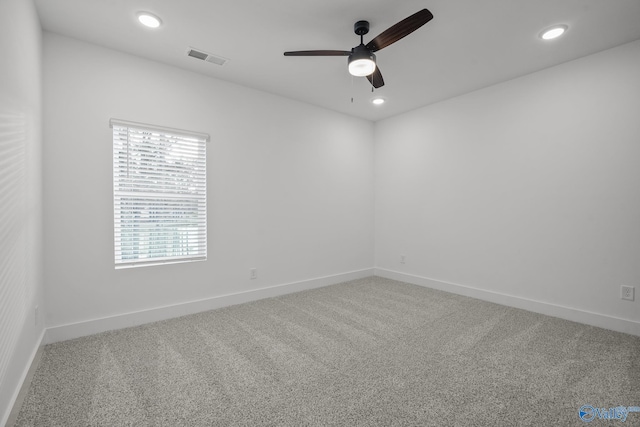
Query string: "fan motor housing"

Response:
xmin=349 ymin=44 xmax=375 ymax=62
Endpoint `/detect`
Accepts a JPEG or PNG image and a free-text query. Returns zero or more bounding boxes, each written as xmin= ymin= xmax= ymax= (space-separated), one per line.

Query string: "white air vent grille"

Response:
xmin=187 ymin=48 xmax=228 ymax=66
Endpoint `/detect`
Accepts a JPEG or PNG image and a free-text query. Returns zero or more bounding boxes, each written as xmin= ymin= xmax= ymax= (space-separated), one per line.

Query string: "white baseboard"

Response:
xmin=375 ymin=268 xmax=640 ymax=337
xmin=42 ymin=266 xmax=640 ymax=344
xmin=45 ymin=268 xmax=374 ymax=344
xmin=2 ymin=329 xmax=45 ymax=427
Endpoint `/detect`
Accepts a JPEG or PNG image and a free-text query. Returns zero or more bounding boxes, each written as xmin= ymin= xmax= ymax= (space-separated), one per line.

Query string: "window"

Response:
xmin=110 ymin=119 xmax=208 ymax=268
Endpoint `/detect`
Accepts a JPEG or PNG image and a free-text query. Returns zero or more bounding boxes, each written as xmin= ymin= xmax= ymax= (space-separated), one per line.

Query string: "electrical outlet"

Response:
xmin=250 ymin=268 xmax=257 ymax=280
xmin=400 ymin=254 xmax=406 ymax=264
xmin=621 ymin=286 xmax=635 ymax=301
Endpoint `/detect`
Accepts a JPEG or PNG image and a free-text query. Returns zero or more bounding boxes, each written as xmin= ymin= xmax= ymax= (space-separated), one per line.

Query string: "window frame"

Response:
xmin=110 ymin=119 xmax=209 ymax=269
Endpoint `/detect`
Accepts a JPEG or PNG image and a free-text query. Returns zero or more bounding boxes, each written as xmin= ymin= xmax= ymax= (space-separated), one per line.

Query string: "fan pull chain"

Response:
xmin=351 ymin=74 xmax=354 ymax=103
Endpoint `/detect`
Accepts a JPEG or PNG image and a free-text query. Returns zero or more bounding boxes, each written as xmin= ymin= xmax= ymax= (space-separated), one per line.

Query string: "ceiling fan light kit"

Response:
xmin=284 ymin=9 xmax=434 ymax=89
xmin=348 ymin=45 xmax=376 ymax=77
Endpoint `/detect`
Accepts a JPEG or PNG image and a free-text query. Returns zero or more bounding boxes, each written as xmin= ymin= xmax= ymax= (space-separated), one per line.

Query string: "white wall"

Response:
xmin=375 ymin=40 xmax=640 ymax=333
xmin=42 ymin=33 xmax=374 ymax=337
xmin=0 ymin=0 xmax=45 ymax=424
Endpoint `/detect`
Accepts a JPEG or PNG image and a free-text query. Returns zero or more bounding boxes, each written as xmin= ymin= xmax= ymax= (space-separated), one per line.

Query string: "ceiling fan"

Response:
xmin=284 ymin=9 xmax=434 ymax=89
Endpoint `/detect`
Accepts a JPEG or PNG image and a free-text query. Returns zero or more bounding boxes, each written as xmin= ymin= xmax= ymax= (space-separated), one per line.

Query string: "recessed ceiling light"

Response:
xmin=137 ymin=12 xmax=162 ymax=28
xmin=371 ymin=97 xmax=385 ymax=105
xmin=540 ymin=25 xmax=568 ymax=40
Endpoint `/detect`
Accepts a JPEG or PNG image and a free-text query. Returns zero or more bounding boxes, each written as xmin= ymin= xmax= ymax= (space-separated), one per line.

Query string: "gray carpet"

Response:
xmin=13 ymin=277 xmax=640 ymax=426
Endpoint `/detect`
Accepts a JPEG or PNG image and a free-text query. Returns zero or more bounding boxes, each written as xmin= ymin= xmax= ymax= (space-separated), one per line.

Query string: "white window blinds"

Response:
xmin=110 ymin=119 xmax=209 ymax=268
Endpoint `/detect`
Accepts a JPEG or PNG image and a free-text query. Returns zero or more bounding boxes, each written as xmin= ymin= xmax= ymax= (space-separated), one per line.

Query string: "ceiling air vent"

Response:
xmin=187 ymin=48 xmax=229 ymax=66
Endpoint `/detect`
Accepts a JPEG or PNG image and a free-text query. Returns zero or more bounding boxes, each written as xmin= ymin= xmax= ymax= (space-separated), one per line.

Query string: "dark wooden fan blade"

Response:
xmin=284 ymin=50 xmax=351 ymax=56
xmin=366 ymin=9 xmax=433 ymax=52
xmin=366 ymin=66 xmax=385 ymax=88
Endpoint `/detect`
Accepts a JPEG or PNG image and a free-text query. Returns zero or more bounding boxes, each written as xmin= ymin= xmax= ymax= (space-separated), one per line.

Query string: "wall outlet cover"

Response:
xmin=621 ymin=285 xmax=635 ymax=301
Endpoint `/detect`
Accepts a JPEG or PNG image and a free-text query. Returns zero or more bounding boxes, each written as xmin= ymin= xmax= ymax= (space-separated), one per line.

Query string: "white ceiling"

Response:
xmin=35 ymin=0 xmax=640 ymax=121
